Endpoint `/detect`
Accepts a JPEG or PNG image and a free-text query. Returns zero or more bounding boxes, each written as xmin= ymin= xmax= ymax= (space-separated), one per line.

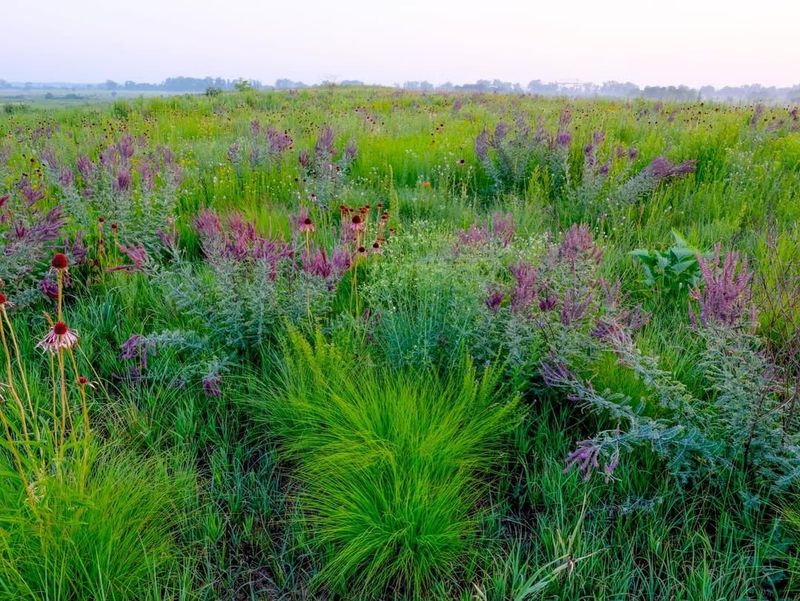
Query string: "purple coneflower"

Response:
xmin=299 ymin=217 xmax=315 ymax=234
xmin=350 ymin=214 xmax=365 ymax=233
xmin=51 ymin=252 xmax=69 ymax=270
xmin=37 ymin=321 xmax=78 ymax=353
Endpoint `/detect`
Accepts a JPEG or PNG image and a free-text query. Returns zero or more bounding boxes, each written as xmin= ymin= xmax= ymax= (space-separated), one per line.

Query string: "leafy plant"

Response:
xmin=630 ymin=230 xmax=702 ymax=297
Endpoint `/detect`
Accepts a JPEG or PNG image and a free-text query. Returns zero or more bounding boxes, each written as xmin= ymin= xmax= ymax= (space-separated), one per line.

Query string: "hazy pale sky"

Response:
xmin=2 ymin=0 xmax=798 ymax=88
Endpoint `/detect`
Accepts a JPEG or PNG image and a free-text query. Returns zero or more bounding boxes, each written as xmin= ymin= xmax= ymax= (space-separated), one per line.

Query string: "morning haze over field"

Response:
xmin=2 ymin=0 xmax=800 ymax=90
xmin=2 ymin=2 xmax=800 ymax=600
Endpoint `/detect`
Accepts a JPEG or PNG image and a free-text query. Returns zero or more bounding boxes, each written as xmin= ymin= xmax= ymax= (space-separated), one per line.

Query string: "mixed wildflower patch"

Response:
xmin=1 ymin=88 xmax=799 ymax=600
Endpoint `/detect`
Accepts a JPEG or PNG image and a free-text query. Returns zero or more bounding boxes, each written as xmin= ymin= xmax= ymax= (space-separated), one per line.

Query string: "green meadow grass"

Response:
xmin=0 ymin=88 xmax=799 ymax=599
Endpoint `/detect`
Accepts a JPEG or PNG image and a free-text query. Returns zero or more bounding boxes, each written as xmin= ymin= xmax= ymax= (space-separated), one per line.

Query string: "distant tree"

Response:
xmin=234 ymin=79 xmax=252 ymax=92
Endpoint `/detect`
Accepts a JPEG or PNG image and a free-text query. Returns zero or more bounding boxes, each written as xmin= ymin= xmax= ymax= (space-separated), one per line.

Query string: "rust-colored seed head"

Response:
xmin=54 ymin=321 xmax=68 ymax=335
xmin=352 ymin=215 xmax=362 ymax=224
xmin=0 ymin=293 xmax=6 ymax=305
xmin=78 ymin=375 xmax=89 ymax=385
xmin=51 ymin=253 xmax=69 ymax=270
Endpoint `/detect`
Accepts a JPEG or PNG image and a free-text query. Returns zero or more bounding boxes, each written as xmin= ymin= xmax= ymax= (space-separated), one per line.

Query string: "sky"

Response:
xmin=1 ymin=0 xmax=798 ymax=88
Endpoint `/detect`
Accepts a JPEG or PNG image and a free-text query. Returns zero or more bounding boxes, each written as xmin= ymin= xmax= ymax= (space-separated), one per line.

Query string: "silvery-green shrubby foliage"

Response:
xmin=44 ymin=135 xmax=183 ymax=247
xmin=542 ymin=237 xmax=800 ymax=495
xmin=475 ymin=113 xmax=695 ymax=205
xmin=297 ymin=126 xmax=357 ymax=210
xmin=475 ymin=112 xmax=571 ymax=195
xmin=226 ymin=119 xmax=294 ymax=172
xmin=158 ymin=208 xmax=344 ymax=347
xmin=360 ymin=214 xmax=544 ymax=372
xmin=0 ymin=185 xmax=67 ymax=306
xmin=367 ymin=215 xmax=800 ymax=494
xmin=116 ymin=207 xmax=350 ymax=395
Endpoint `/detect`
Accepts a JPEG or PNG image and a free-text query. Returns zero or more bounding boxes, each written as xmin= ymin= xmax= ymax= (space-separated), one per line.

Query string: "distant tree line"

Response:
xmin=401 ymin=79 xmax=800 ymax=103
xmin=2 ymin=76 xmax=799 ymax=103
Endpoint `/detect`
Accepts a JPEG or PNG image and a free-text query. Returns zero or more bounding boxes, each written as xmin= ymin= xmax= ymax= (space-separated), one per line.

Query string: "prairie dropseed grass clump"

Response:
xmin=255 ymin=330 xmax=519 ymax=598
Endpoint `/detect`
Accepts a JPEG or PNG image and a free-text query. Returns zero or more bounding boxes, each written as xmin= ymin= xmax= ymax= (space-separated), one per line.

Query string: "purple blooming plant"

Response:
xmin=557 ymin=224 xmax=604 ymax=266
xmin=613 ymin=155 xmax=696 ymax=204
xmin=491 ymin=212 xmax=515 ymax=246
xmin=524 ymin=227 xmax=800 ymax=491
xmin=76 ymin=155 xmax=94 ymax=179
xmin=119 ymin=330 xmax=208 ymax=383
xmin=169 ymin=207 xmax=349 ymax=354
xmin=474 ymin=112 xmax=571 ymax=194
xmin=689 ymin=244 xmax=755 ymax=328
xmin=0 ymin=181 xmax=67 ymax=305
xmin=109 ymin=242 xmax=153 ymax=274
xmin=201 ymin=358 xmax=228 ymax=397
xmin=51 ymin=135 xmax=183 ymax=248
xmin=560 ymin=289 xmax=594 ymax=326
xmin=121 ymin=334 xmax=157 ymax=371
xmin=453 ymin=212 xmax=516 ymax=254
xmin=202 ymin=372 xmax=222 ymax=397
xmin=509 ymin=260 xmax=538 ymax=314
xmin=540 ymin=358 xmax=577 ymax=388
xmin=39 ymin=276 xmax=59 ymax=300
xmin=485 ymin=288 xmax=504 ymax=313
xmin=236 ymin=121 xmax=294 ymax=167
xmin=298 ymin=125 xmax=358 ymax=209
xmin=331 ymin=245 xmax=352 ymax=275
xmin=302 ymin=248 xmax=334 ymax=280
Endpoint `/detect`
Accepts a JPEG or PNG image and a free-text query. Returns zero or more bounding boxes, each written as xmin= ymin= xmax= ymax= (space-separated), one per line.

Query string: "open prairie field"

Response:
xmin=1 ymin=88 xmax=800 ymax=599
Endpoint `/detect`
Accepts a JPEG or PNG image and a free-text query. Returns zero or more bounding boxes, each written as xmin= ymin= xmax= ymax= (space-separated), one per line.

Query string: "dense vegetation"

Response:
xmin=1 ymin=87 xmax=799 ymax=600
